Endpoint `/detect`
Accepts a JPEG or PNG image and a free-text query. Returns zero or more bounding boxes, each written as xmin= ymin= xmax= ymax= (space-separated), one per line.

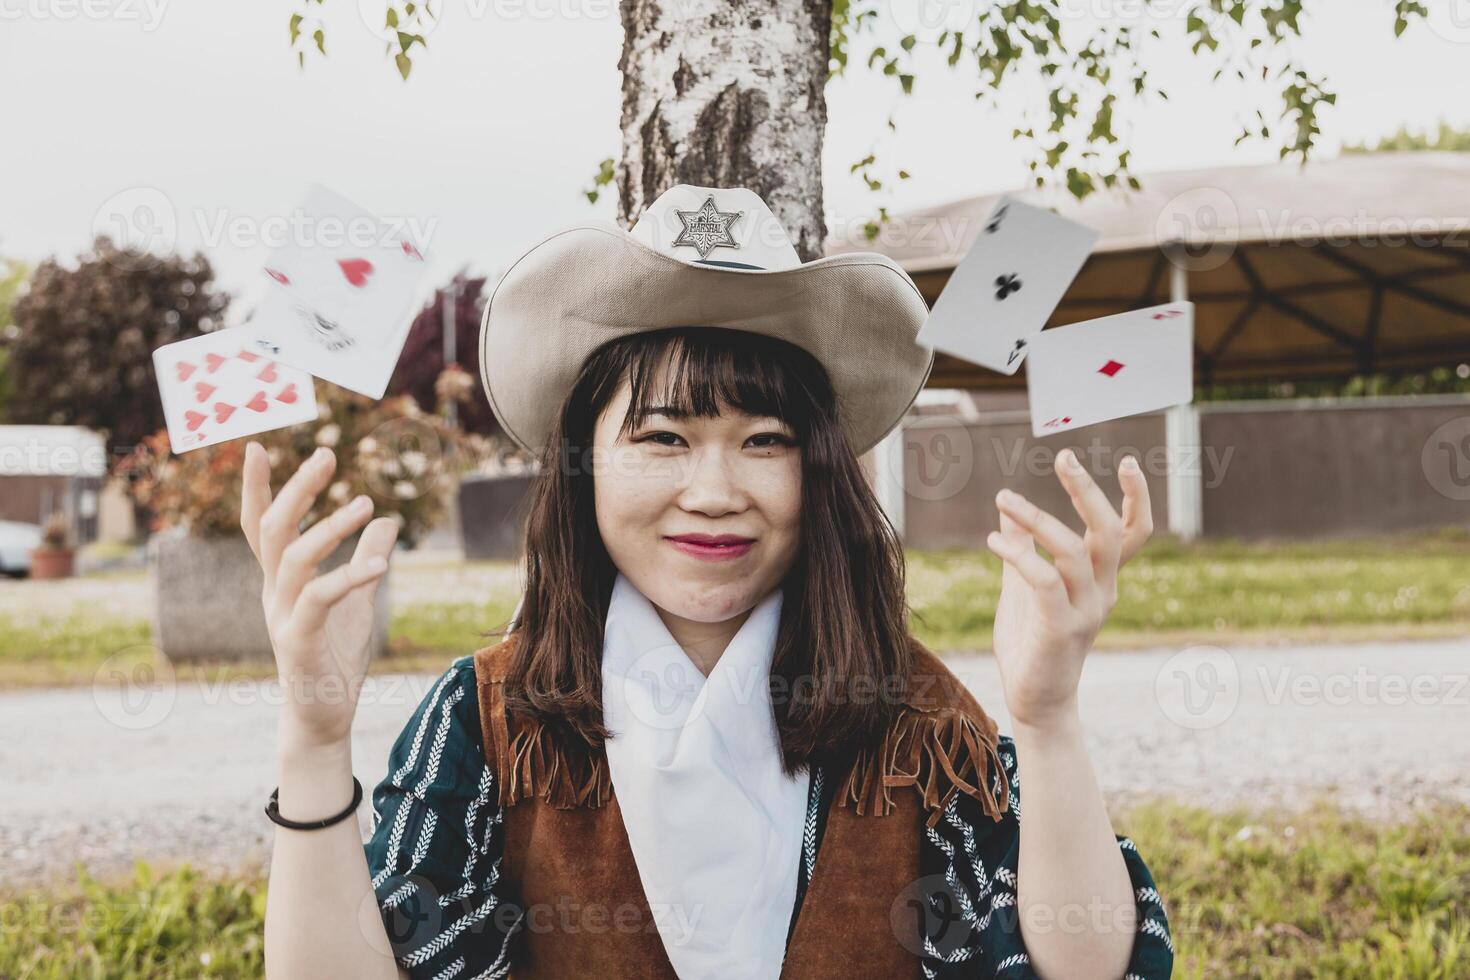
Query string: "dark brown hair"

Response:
xmin=492 ymin=326 xmax=914 ymax=776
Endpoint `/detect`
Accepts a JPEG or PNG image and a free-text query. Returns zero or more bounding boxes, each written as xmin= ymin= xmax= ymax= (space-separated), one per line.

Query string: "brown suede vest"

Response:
xmin=471 ymin=633 xmax=1010 ymax=978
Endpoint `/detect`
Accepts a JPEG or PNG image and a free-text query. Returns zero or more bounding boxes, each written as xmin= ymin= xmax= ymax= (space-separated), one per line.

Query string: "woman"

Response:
xmin=252 ymin=185 xmax=1174 ymax=979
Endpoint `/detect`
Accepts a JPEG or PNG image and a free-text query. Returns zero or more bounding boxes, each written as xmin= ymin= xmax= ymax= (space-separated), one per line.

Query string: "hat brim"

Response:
xmin=479 ymin=223 xmax=934 ymax=456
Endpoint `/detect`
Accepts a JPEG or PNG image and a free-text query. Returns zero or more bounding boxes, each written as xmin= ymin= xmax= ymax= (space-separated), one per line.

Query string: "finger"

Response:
xmin=258 ymin=447 xmax=336 ymax=589
xmin=985 ymin=529 xmax=1071 ymax=623
xmin=340 ymin=516 xmax=401 ymax=606
xmin=1117 ymin=455 xmax=1154 ymax=564
xmin=271 ymin=493 xmax=378 ymax=621
xmin=994 ymin=508 xmax=1032 ymax=590
xmin=240 ymin=442 xmax=273 ymax=563
xmin=995 ymin=488 xmax=1096 ymax=605
xmin=1053 ymin=449 xmax=1124 ymax=596
xmin=290 ymin=517 xmax=399 ymax=639
xmin=289 ymin=550 xmax=391 ymax=642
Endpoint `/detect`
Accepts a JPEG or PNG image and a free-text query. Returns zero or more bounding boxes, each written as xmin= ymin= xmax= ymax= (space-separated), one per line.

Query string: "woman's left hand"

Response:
xmin=985 ymin=448 xmax=1153 ymax=730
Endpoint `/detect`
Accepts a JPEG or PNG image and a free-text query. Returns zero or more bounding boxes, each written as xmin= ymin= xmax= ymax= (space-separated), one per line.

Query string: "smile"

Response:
xmin=664 ymin=534 xmax=755 ymax=561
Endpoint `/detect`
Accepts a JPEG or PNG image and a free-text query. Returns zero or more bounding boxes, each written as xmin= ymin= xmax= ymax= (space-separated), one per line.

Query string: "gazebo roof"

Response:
xmin=826 ymin=153 xmax=1470 ymax=388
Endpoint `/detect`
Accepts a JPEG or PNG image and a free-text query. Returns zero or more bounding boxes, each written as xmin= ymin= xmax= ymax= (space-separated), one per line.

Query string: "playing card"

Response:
xmin=243 ymin=184 xmax=430 ymax=398
xmin=242 ymin=281 xmax=416 ymax=399
xmin=917 ymin=197 xmax=1099 ymax=375
xmin=1025 ymin=302 xmax=1194 ymax=438
xmin=152 ymin=330 xmax=318 ymax=453
xmin=251 ymin=184 xmax=429 ymax=352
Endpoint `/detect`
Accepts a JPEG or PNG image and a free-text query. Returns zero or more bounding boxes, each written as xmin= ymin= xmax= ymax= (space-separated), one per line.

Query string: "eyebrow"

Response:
xmin=630 ymin=404 xmax=691 ymax=421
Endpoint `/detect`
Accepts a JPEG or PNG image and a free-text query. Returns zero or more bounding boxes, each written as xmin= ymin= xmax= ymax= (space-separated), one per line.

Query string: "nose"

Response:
xmin=674 ymin=446 xmax=748 ymax=517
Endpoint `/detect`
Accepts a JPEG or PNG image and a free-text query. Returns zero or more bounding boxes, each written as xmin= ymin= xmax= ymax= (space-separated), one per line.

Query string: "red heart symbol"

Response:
xmin=275 ymin=383 xmax=298 ymax=404
xmin=193 ymin=381 xmax=216 ymax=403
xmin=256 ymin=362 xmax=278 ymax=383
xmin=266 ymin=268 xmax=291 ymax=285
xmin=184 ymin=410 xmax=206 ymax=432
xmin=338 ymin=258 xmax=374 ymax=288
xmin=213 ymin=402 xmax=236 ymax=424
xmin=236 ymin=350 xmax=260 ymax=363
xmin=245 ymin=391 xmax=269 ymax=413
xmin=205 ymin=353 xmax=228 ymax=373
xmin=175 ymin=361 xmax=196 ymax=382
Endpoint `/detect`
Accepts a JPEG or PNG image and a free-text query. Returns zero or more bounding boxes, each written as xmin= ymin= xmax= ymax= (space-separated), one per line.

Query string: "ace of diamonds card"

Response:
xmin=1025 ymin=302 xmax=1195 ymax=438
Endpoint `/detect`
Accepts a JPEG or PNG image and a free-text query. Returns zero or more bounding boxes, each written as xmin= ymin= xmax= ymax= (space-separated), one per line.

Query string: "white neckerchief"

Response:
xmin=600 ymin=572 xmax=810 ymax=980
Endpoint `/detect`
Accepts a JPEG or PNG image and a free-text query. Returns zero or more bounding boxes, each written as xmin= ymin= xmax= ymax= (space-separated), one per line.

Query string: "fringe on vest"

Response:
xmin=498 ymin=712 xmax=614 ymax=810
xmin=835 ymin=704 xmax=1010 ymax=830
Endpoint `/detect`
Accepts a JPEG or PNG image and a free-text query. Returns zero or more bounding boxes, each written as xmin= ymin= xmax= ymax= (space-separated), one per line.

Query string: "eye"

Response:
xmin=746 ymin=432 xmax=796 ymax=450
xmin=636 ymin=430 xmax=685 ymax=447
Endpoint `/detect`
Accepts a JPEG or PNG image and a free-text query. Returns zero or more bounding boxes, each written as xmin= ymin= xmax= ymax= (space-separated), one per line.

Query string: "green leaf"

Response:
xmin=289 ymin=12 xmax=302 ymax=43
xmin=386 ymin=8 xmax=398 ymax=28
xmin=395 ymin=52 xmax=411 ymax=80
xmin=900 ymin=34 xmax=916 ymax=51
xmin=313 ymin=28 xmax=325 ymax=55
xmin=899 ymin=73 xmax=913 ymax=94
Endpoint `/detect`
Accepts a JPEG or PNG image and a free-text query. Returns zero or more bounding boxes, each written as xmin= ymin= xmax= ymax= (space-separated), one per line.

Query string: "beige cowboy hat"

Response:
xmin=478 ymin=183 xmax=934 ymax=456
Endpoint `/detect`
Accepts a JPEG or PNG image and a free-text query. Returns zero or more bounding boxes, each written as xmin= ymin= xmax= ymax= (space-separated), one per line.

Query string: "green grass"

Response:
xmin=0 ymin=601 xmax=517 ymax=690
xmin=1124 ymin=798 xmax=1470 ymax=978
xmin=3 ymin=800 xmax=1466 ymax=978
xmin=907 ymin=529 xmax=1470 ymax=652
xmin=2 ymin=531 xmax=1467 ymax=689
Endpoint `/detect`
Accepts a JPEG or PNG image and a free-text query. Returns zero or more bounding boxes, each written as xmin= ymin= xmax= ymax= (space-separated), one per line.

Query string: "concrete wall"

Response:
xmin=902 ymin=394 xmax=1470 ymax=546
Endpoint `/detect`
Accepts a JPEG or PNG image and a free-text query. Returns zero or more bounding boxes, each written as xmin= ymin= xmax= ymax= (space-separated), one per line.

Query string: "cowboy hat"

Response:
xmin=478 ymin=183 xmax=933 ymax=456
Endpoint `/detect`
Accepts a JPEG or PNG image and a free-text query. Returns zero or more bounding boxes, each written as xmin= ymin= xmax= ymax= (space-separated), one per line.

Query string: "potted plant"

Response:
xmin=29 ymin=511 xmax=76 ymax=580
xmin=117 ymin=379 xmax=470 ymax=662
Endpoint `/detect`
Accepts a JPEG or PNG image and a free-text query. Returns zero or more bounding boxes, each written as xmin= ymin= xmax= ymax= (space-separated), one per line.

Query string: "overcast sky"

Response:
xmin=3 ymin=1 xmax=1469 ymax=318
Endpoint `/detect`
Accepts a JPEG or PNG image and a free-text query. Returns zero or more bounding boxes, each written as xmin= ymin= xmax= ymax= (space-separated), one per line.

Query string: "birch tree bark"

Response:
xmin=617 ymin=0 xmax=831 ymax=262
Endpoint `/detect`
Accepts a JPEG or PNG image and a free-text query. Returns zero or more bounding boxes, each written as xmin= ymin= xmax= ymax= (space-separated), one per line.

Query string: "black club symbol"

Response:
xmin=994 ymin=274 xmax=1022 ymax=300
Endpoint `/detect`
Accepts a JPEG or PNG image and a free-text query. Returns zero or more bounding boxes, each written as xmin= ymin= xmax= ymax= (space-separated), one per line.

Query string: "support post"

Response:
xmin=1165 ymin=262 xmax=1204 ymax=542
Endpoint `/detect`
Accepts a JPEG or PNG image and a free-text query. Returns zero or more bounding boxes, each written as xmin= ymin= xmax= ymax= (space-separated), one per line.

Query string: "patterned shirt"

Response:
xmin=364 ymin=656 xmax=1175 ymax=979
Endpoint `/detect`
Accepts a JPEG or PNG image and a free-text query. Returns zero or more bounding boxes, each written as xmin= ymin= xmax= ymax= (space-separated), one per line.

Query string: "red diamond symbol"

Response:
xmin=1098 ymin=359 xmax=1125 ymax=377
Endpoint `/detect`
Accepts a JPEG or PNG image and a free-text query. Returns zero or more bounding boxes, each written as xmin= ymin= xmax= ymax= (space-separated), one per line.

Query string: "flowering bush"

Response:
xmin=118 ymin=378 xmax=475 ymax=547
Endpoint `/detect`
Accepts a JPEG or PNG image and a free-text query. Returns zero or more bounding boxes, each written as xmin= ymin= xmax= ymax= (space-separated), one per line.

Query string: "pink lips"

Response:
xmin=665 ymin=533 xmax=755 ymax=561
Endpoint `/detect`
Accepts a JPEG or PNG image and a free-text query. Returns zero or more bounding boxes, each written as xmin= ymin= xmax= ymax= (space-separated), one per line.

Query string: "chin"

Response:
xmin=646 ymin=575 xmax=762 ymax=623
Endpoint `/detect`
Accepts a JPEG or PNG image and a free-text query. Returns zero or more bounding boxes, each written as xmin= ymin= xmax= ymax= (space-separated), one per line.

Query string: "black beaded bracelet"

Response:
xmin=265 ymin=776 xmax=364 ymax=830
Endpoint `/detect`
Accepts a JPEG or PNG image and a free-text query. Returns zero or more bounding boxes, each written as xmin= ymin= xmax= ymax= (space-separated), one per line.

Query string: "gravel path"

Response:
xmin=1 ymin=638 xmax=1467 ymax=892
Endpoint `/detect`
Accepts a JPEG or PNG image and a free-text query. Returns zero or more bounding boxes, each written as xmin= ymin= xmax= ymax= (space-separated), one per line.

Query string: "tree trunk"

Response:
xmin=617 ymin=0 xmax=831 ymax=262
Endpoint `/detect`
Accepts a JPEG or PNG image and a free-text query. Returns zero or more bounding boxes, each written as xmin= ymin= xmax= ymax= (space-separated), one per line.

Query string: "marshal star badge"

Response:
xmin=671 ymin=195 xmax=744 ymax=259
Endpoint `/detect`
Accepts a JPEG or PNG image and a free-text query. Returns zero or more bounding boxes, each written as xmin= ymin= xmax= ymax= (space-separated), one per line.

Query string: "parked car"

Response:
xmin=0 ymin=520 xmax=42 ymax=577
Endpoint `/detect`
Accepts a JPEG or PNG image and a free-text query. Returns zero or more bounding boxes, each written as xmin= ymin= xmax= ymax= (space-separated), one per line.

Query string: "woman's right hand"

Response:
xmin=240 ymin=442 xmax=400 ymax=753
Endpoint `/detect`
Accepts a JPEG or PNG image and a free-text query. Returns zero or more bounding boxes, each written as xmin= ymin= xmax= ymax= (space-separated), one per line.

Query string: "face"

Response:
xmin=591 ymin=370 xmax=803 ymax=629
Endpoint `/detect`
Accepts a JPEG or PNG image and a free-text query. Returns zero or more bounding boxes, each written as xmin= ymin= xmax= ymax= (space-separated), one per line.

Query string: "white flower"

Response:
xmin=200 ymin=952 xmax=212 ymax=966
xmin=315 ymin=424 xmax=341 ymax=448
xmin=359 ymin=436 xmax=378 ymax=455
xmin=393 ymin=480 xmax=418 ymax=499
xmin=328 ymin=480 xmax=350 ymax=503
xmin=317 ymin=400 xmax=332 ymax=421
xmin=402 ymin=450 xmax=428 ymax=476
xmin=1234 ymin=826 xmax=1254 ymax=842
xmin=266 ymin=448 xmax=282 ymax=466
